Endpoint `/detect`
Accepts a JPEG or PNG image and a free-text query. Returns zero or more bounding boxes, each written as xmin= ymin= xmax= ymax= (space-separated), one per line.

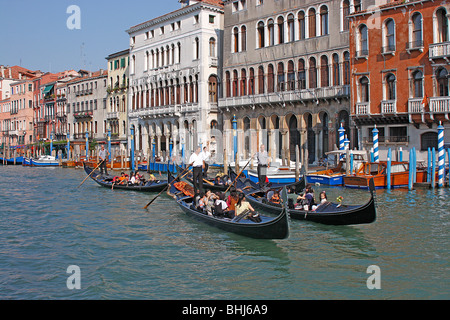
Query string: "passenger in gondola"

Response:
xmin=296 ymin=184 xmax=315 ymax=211
xmin=235 ymin=192 xmax=261 ymax=222
xmin=129 ymin=171 xmax=136 ymax=185
xmin=311 ymin=191 xmax=328 ymax=211
xmin=214 ymin=192 xmax=231 ymax=218
xmin=269 ymin=190 xmax=281 ymax=205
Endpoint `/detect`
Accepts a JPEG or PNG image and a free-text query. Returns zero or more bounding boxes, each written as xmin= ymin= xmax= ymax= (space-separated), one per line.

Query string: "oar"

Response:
xmin=78 ymin=160 xmax=105 ymax=188
xmin=203 ymin=178 xmax=214 ymax=186
xmin=225 ymin=153 xmax=256 ymax=194
xmin=143 ymin=165 xmax=192 ymax=210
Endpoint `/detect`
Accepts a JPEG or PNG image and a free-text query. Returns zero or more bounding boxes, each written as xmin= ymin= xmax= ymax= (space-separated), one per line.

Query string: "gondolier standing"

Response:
xmin=189 ymin=146 xmax=204 ymax=195
xmin=98 ymin=144 xmax=109 ymax=175
xmin=201 ymin=146 xmax=211 ymax=179
xmin=256 ymin=144 xmax=270 ymax=187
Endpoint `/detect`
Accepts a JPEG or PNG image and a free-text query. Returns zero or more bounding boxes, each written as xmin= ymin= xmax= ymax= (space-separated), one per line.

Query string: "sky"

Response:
xmin=0 ymin=0 xmax=181 ymax=73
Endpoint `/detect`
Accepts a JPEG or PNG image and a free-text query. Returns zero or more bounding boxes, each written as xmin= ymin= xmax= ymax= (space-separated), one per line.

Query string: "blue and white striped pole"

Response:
xmin=372 ymin=125 xmax=379 ymax=163
xmin=338 ymin=123 xmax=345 ymax=161
xmin=438 ymin=122 xmax=445 ymax=188
xmin=344 ymin=135 xmax=350 ymax=151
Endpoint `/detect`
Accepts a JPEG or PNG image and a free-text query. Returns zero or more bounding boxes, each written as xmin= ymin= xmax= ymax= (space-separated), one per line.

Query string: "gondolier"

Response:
xmin=98 ymin=144 xmax=109 ymax=175
xmin=189 ymin=146 xmax=204 ymax=195
xmin=256 ymin=144 xmax=270 ymax=187
xmin=201 ymin=146 xmax=211 ymax=179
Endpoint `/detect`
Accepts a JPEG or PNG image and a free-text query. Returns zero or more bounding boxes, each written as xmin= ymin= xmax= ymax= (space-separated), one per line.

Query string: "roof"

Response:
xmin=127 ymin=0 xmax=224 ymax=34
xmin=0 ymin=65 xmax=40 ymax=80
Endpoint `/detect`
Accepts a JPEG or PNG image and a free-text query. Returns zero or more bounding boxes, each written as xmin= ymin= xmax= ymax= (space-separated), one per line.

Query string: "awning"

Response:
xmin=43 ymin=85 xmax=54 ymax=94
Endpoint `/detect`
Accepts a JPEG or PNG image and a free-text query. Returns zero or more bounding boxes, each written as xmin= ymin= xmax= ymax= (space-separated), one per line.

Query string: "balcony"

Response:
xmin=381 ymin=100 xmax=396 ymax=114
xmin=355 ymin=102 xmax=369 ymax=115
xmin=8 ymin=130 xmax=19 ymax=136
xmin=381 ymin=44 xmax=396 ymax=56
xmin=429 ymin=42 xmax=450 ymax=60
xmin=406 ymin=40 xmax=424 ymax=53
xmin=408 ymin=98 xmax=425 ymax=123
xmin=209 ymin=57 xmax=218 ymax=68
xmin=429 ymin=96 xmax=450 ymax=120
xmin=106 ymin=112 xmax=120 ymax=120
xmin=74 ymin=111 xmax=93 ymax=119
xmin=218 ymin=85 xmax=350 ymax=109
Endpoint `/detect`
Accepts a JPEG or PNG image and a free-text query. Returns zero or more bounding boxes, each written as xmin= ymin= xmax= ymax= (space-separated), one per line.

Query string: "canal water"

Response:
xmin=0 ymin=166 xmax=448 ymax=300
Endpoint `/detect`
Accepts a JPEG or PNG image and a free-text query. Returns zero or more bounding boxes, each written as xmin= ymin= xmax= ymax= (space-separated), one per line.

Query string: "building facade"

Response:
xmin=349 ymin=0 xmax=450 ymax=161
xmin=218 ymin=0 xmax=374 ymax=165
xmin=66 ymin=70 xmax=108 ymax=157
xmin=106 ymin=49 xmax=130 ymax=153
xmin=126 ymin=0 xmax=224 ymax=163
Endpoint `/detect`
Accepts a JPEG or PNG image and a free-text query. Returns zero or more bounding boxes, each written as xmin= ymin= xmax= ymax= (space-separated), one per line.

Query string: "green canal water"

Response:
xmin=0 ymin=166 xmax=448 ymax=300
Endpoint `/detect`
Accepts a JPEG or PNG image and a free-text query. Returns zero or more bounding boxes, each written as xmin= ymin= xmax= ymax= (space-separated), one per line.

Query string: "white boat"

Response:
xmin=30 ymin=155 xmax=60 ymax=167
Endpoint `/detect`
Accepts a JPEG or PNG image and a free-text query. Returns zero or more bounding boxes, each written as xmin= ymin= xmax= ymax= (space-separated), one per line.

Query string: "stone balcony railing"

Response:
xmin=129 ymin=103 xmax=200 ymax=118
xmin=429 ymin=41 xmax=450 ymax=59
xmin=355 ymin=102 xmax=369 ymax=115
xmin=218 ymin=85 xmax=349 ymax=109
xmin=381 ymin=100 xmax=397 ymax=114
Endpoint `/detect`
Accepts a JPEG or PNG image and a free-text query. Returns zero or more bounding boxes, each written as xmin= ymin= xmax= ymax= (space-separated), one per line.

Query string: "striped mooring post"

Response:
xmin=438 ymin=122 xmax=445 ymax=188
xmin=338 ymin=123 xmax=345 ymax=161
xmin=372 ymin=125 xmax=379 ymax=163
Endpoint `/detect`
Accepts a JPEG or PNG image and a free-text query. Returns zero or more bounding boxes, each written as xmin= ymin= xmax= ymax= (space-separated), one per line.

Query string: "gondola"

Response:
xmin=175 ymin=165 xmax=237 ymax=192
xmin=241 ymin=178 xmax=377 ymax=226
xmin=167 ymin=172 xmax=289 ymax=239
xmin=235 ymin=174 xmax=306 ymax=195
xmin=83 ymin=163 xmax=168 ymax=192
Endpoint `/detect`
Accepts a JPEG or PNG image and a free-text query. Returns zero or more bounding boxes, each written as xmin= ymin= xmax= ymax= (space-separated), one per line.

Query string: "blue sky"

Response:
xmin=0 ymin=0 xmax=180 ymax=73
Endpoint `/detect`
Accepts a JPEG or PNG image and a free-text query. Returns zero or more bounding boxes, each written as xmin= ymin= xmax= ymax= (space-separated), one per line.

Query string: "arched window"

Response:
xmin=343 ymin=51 xmax=350 ymax=85
xmin=241 ymin=26 xmax=247 ymax=51
xmin=208 ymin=75 xmax=218 ymax=103
xmin=298 ymin=11 xmax=306 ymax=40
xmin=359 ymin=76 xmax=369 ymax=102
xmin=277 ymin=16 xmax=285 ymax=44
xmin=233 ymin=27 xmax=239 ymax=52
xmin=309 ymin=57 xmax=317 ymax=89
xmin=358 ymin=24 xmax=368 ymax=56
xmin=257 ymin=21 xmax=265 ymax=48
xmin=384 ymin=19 xmax=396 ymax=52
xmin=298 ymin=59 xmax=306 ymax=89
xmin=258 ymin=66 xmax=265 ymax=94
xmin=342 ymin=0 xmax=350 ymax=31
xmin=249 ymin=68 xmax=255 ymax=95
xmin=320 ymin=55 xmax=329 ymax=87
xmin=268 ymin=64 xmax=275 ymax=93
xmin=320 ymin=5 xmax=328 ymax=36
xmin=225 ymin=71 xmax=231 ymax=98
xmin=332 ymin=53 xmax=340 ymax=86
xmin=385 ymin=73 xmax=396 ymax=100
xmin=240 ymin=69 xmax=247 ymax=96
xmin=421 ymin=132 xmax=438 ymax=151
xmin=277 ymin=62 xmax=285 ymax=91
xmin=209 ymin=37 xmax=216 ymax=57
xmin=308 ymin=8 xmax=316 ymax=38
xmin=232 ymin=70 xmax=239 ymax=96
xmin=412 ymin=70 xmax=423 ymax=98
xmin=287 ymin=14 xmax=295 ymax=42
xmin=411 ymin=12 xmax=423 ymax=48
xmin=194 ymin=38 xmax=200 ymax=59
xmin=268 ymin=19 xmax=275 ymax=46
xmin=436 ymin=8 xmax=449 ymax=43
xmin=287 ymin=60 xmax=295 ymax=91
xmin=436 ymin=68 xmax=449 ymax=96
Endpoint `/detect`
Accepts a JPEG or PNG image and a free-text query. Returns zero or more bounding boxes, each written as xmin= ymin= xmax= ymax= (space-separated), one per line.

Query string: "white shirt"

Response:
xmin=189 ymin=152 xmax=203 ymax=167
xmin=201 ymin=151 xmax=211 ymax=163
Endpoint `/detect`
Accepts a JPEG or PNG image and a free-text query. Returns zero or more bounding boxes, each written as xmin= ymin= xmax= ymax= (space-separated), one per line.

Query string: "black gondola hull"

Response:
xmin=83 ymin=163 xmax=168 ymax=192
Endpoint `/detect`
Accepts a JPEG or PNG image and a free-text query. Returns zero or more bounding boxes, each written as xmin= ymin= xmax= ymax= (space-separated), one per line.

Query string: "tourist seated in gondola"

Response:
xmin=214 ymin=192 xmax=233 ymax=218
xmin=311 ymin=191 xmax=328 ymax=211
xmin=226 ymin=190 xmax=239 ymax=215
xmin=135 ymin=170 xmax=146 ymax=185
xmin=295 ymin=185 xmax=315 ymax=211
xmin=234 ymin=192 xmax=261 ymax=222
xmin=129 ymin=171 xmax=136 ymax=185
xmin=269 ymin=190 xmax=281 ymax=205
xmin=117 ymin=172 xmax=129 ymax=185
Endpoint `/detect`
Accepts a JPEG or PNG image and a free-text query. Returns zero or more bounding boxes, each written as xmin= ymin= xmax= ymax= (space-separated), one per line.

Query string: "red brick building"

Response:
xmin=349 ymin=0 xmax=450 ymax=160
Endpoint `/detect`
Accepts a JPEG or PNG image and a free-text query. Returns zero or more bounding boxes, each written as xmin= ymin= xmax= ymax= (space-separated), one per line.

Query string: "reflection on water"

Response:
xmin=0 ymin=166 xmax=448 ymax=299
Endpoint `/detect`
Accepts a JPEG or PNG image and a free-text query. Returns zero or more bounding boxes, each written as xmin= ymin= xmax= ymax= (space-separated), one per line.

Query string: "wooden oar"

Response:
xmin=203 ymin=178 xmax=214 ymax=186
xmin=78 ymin=160 xmax=105 ymax=188
xmin=225 ymin=153 xmax=256 ymax=194
xmin=143 ymin=165 xmax=192 ymax=210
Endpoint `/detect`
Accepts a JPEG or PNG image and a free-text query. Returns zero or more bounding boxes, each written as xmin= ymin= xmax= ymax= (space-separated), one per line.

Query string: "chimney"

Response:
xmin=9 ymin=68 xmax=12 ymax=78
xmin=1 ymin=66 xmax=4 ymax=78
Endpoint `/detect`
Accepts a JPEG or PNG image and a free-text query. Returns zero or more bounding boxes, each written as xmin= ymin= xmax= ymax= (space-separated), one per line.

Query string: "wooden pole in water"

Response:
xmin=223 ymin=148 xmax=228 ymax=175
xmin=432 ymin=147 xmax=436 ymax=188
xmin=408 ymin=149 xmax=413 ymax=191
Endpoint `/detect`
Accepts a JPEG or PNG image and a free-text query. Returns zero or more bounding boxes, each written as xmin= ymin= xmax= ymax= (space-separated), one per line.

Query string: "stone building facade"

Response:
xmin=218 ymin=0 xmax=374 ymax=165
xmin=126 ymin=0 xmax=224 ymax=163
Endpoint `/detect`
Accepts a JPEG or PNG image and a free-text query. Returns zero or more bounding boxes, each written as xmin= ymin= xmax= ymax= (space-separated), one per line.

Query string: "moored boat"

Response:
xmin=244 ymin=178 xmax=377 ymax=225
xmin=343 ymin=161 xmax=428 ymax=189
xmin=83 ymin=163 xmax=168 ymax=192
xmin=30 ymin=155 xmax=59 ymax=166
xmin=167 ymin=172 xmax=290 ymax=239
xmin=0 ymin=156 xmax=24 ymax=165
